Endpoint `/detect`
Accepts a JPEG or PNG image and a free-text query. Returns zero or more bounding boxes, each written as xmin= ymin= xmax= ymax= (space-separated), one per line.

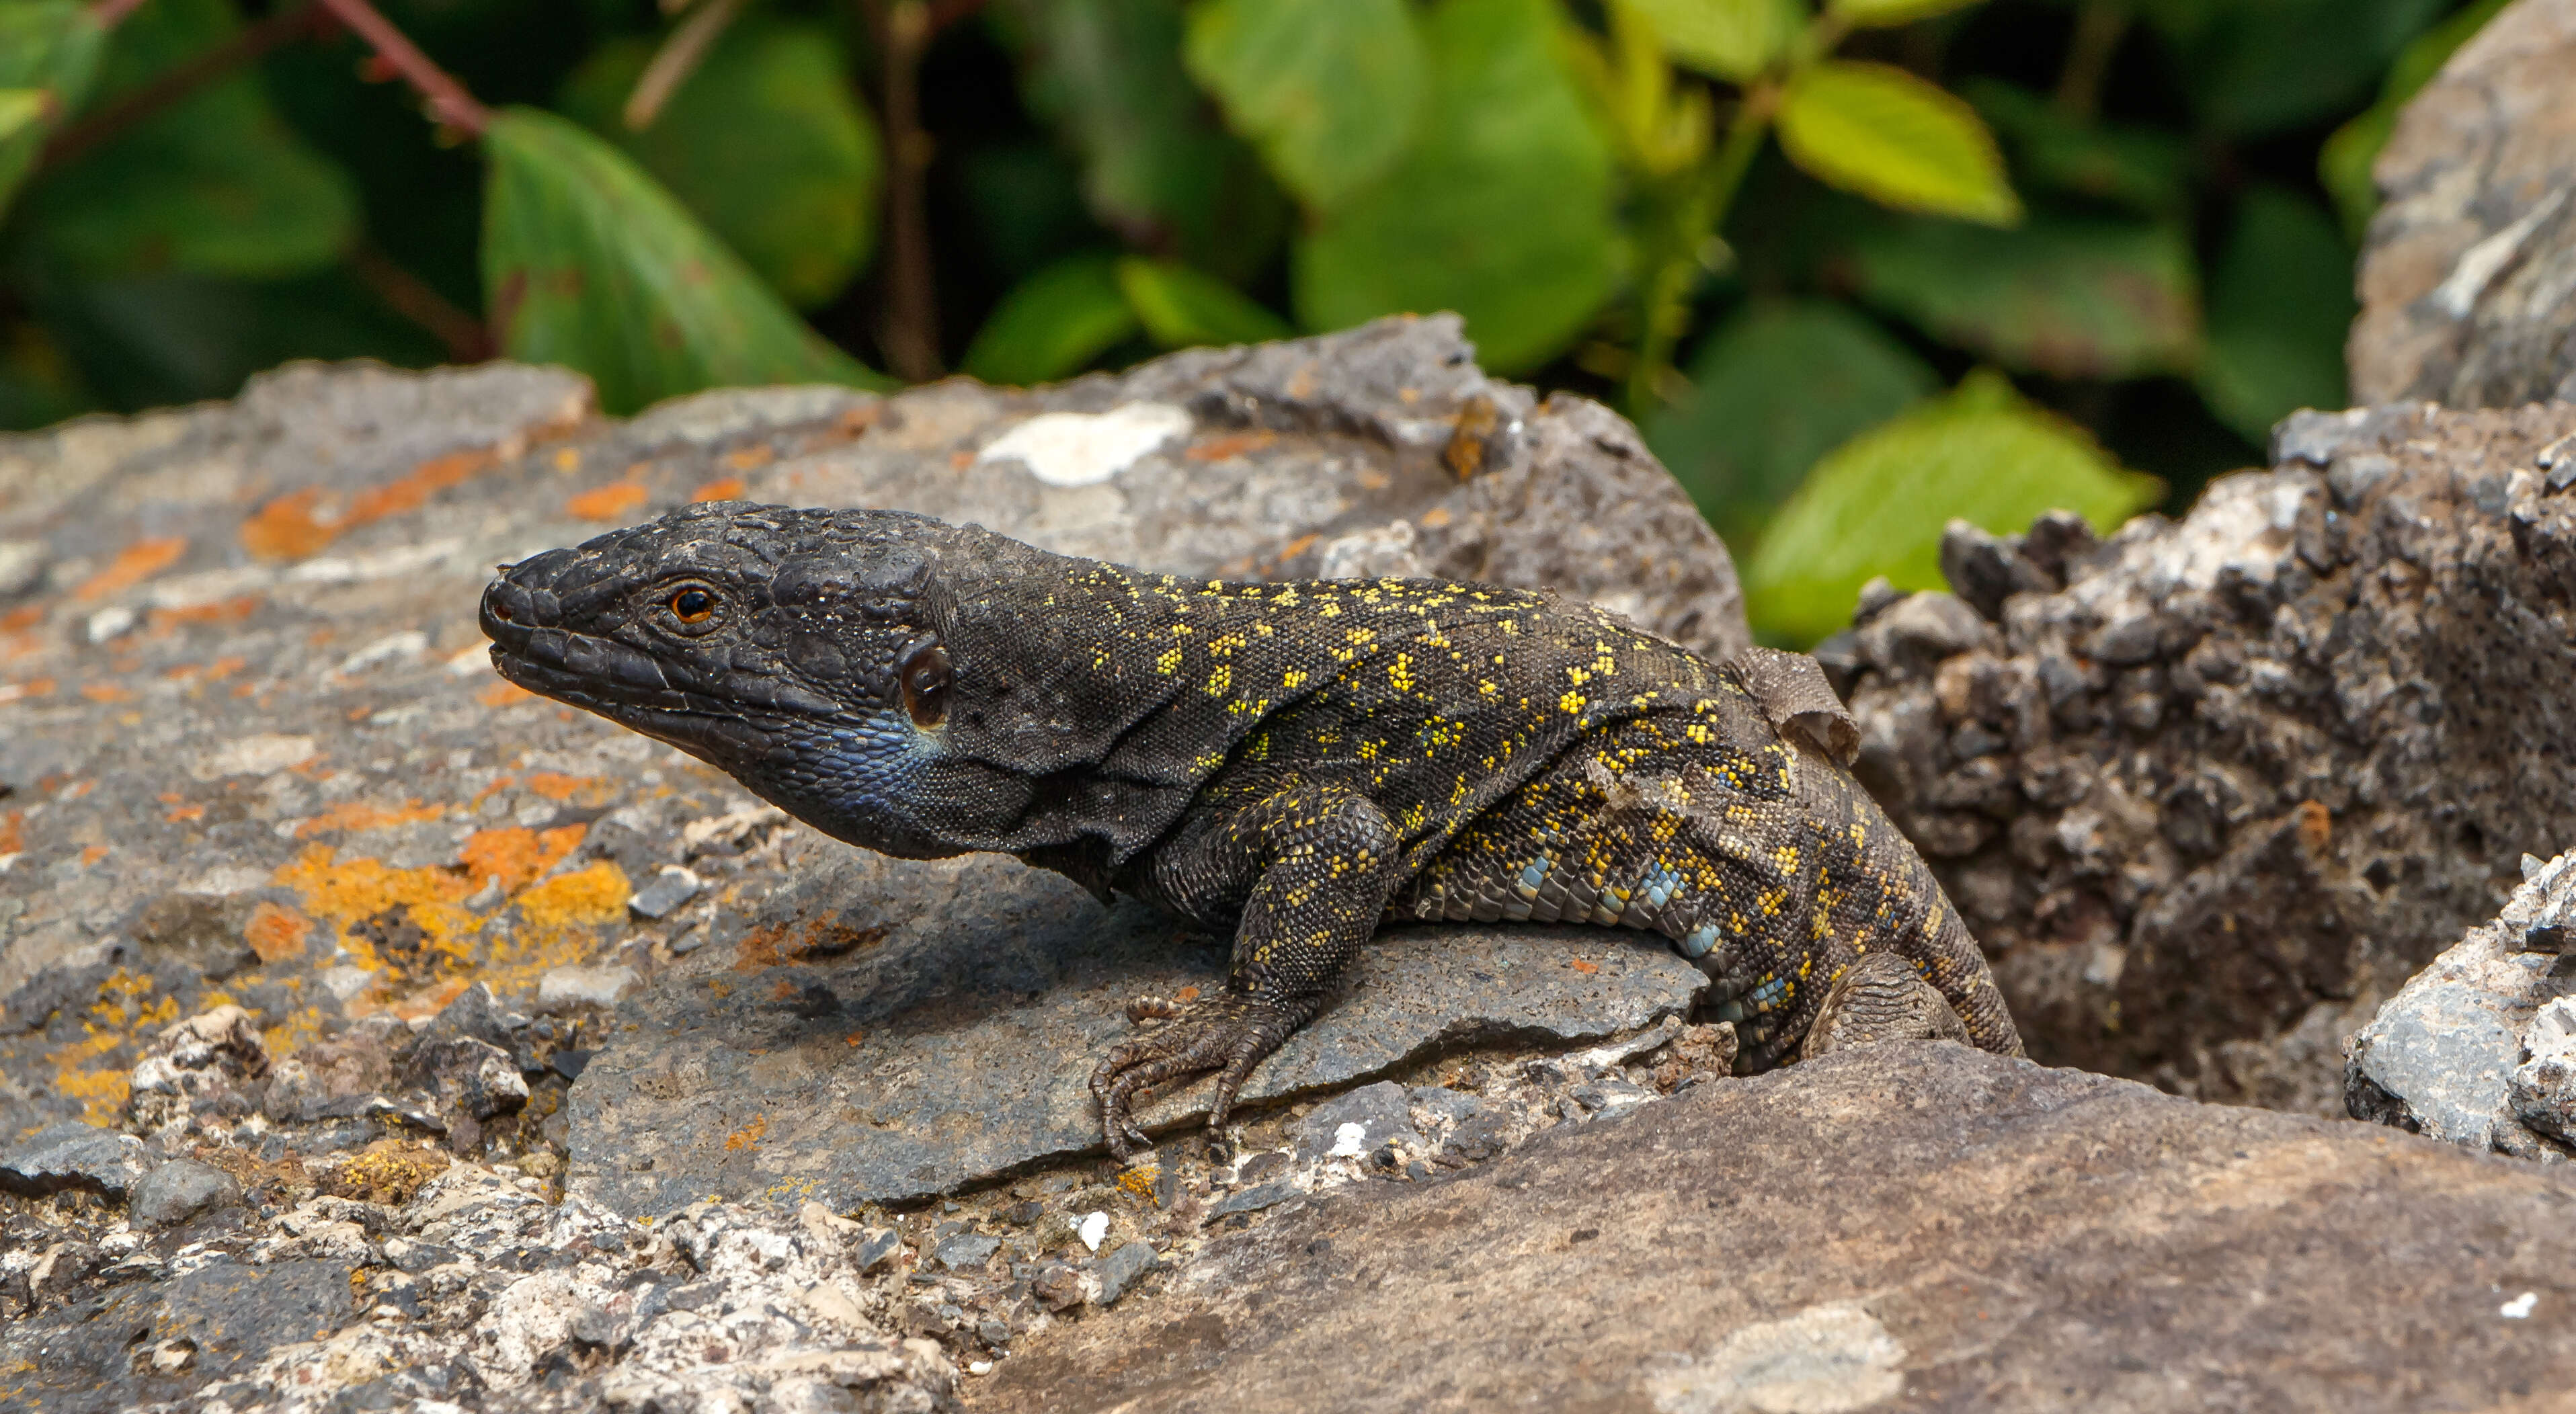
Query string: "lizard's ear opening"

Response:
xmin=900 ymin=641 xmax=951 ymax=729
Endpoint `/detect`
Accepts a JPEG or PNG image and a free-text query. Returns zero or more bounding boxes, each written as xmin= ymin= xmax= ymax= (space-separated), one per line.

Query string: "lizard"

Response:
xmin=479 ymin=501 xmax=2021 ymax=1157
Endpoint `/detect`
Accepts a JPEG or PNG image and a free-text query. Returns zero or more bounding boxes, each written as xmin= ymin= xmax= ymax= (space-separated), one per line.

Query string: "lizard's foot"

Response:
xmin=1798 ymin=952 xmax=1970 ymax=1060
xmin=1090 ymin=993 xmax=1300 ymax=1161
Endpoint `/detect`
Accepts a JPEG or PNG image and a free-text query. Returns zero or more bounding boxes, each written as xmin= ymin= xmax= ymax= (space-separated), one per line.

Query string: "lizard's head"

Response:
xmin=478 ymin=501 xmax=967 ymax=856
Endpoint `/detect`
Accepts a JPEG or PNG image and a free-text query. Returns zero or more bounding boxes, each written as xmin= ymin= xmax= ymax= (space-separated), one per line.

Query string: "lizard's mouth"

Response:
xmin=479 ymin=575 xmax=789 ymax=761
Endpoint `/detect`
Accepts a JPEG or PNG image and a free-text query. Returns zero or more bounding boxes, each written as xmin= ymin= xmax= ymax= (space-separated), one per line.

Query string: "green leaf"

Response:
xmin=557 ymin=19 xmax=882 ymax=310
xmin=1182 ymin=0 xmax=1427 ymax=211
xmin=23 ymin=0 xmax=356 ymax=279
xmin=1831 ymin=0 xmax=1984 ymax=28
xmin=1963 ymin=79 xmax=2191 ymax=218
xmin=1115 ymin=258 xmax=1293 ymax=348
xmin=1845 ymin=212 xmax=2200 ymax=379
xmin=2319 ymin=0 xmax=2513 ymax=239
xmin=1293 ymin=0 xmax=1619 ymax=374
xmin=0 ymin=2 xmax=105 ymax=220
xmin=999 ymin=0 xmax=1291 ymax=283
xmin=961 ymin=253 xmax=1141 ymax=385
xmin=2141 ymin=0 xmax=2443 ymax=139
xmin=1777 ymin=61 xmax=2020 ymax=226
xmin=1744 ymin=370 xmax=2161 ymax=644
xmin=479 ymin=108 xmax=887 ymax=416
xmin=1648 ymin=300 xmax=1937 ymax=548
xmin=1619 ymin=0 xmax=1800 ymax=83
xmin=2196 ymin=186 xmax=2353 ymax=446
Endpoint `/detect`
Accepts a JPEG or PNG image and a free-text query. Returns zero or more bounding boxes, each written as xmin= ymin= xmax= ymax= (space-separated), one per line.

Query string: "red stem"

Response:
xmin=313 ymin=0 xmax=489 ymax=136
xmin=43 ymin=1 xmax=323 ymax=171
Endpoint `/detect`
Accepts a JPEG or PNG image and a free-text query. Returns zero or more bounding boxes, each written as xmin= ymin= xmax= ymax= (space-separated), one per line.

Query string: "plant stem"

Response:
xmin=314 ymin=0 xmax=489 ymax=137
xmin=348 ymin=246 xmax=493 ymax=363
xmin=2054 ymin=2 xmax=2129 ymax=122
xmin=860 ymin=0 xmax=942 ymax=382
xmin=42 ymin=0 xmax=322 ymax=171
xmin=1625 ymin=85 xmax=1773 ymax=421
xmin=624 ymin=0 xmax=745 ymax=130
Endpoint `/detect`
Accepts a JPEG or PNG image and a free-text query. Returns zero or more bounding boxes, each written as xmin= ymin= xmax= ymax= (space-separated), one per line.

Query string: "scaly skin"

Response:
xmin=481 ymin=503 xmax=2021 ymax=1157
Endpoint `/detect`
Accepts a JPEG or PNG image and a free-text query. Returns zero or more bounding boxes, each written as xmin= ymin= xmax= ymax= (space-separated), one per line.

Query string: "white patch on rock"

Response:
xmin=1076 ymin=1210 xmax=1109 ymax=1253
xmin=538 ymin=965 xmax=641 ymax=1013
xmin=333 ymin=630 xmax=430 ymax=679
xmin=1328 ymin=1122 xmax=1370 ymax=1159
xmin=976 ymin=403 xmax=1191 ymax=487
xmin=85 ymin=605 xmax=137 ymax=643
xmin=285 ymin=538 xmax=463 ymax=586
xmin=2502 ymin=1291 xmax=2538 ymax=1319
xmin=196 ymin=733 xmax=317 ymax=780
xmin=1646 ymin=1302 xmax=1906 ymax=1414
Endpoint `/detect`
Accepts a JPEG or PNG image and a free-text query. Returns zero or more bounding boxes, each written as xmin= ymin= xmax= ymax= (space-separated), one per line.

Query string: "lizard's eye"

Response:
xmin=666 ymin=585 xmax=720 ymax=626
xmin=899 ymin=642 xmax=951 ymax=729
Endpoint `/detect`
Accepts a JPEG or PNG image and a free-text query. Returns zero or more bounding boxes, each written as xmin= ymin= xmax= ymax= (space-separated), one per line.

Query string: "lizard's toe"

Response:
xmin=1088 ymin=994 xmax=1296 ymax=1159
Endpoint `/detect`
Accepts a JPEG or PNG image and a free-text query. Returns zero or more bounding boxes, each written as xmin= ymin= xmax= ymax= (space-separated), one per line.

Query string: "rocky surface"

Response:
xmin=2347 ymin=847 xmax=2576 ymax=1157
xmin=2351 ymin=0 xmax=2576 ymax=407
xmin=981 ymin=1042 xmax=2576 ymax=1414
xmin=569 ymin=833 xmax=1704 ymax=1213
xmin=1833 ymin=397 xmax=2576 ymax=1111
xmin=0 ymin=321 xmax=1753 ymax=1408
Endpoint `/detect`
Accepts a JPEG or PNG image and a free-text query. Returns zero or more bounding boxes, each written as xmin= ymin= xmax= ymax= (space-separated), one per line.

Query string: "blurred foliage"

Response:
xmin=0 ymin=0 xmax=2507 ymax=643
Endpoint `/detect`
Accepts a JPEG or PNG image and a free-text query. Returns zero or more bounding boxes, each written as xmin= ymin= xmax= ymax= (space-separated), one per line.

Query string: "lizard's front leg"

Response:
xmin=1091 ymin=781 xmax=1401 ymax=1159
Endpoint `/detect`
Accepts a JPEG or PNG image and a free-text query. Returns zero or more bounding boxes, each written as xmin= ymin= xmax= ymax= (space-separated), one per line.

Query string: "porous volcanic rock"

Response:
xmin=2351 ymin=0 xmax=2576 ymax=408
xmin=1834 ymin=398 xmax=2576 ymax=1111
xmin=980 ymin=1043 xmax=2576 ymax=1414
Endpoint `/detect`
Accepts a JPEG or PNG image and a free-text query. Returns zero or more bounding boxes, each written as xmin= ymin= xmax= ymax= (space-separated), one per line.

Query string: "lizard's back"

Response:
xmin=1121 ymin=573 xmax=2020 ymax=1064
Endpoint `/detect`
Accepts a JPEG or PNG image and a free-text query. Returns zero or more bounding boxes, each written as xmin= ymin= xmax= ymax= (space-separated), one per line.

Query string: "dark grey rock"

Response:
xmin=932 ymin=1233 xmax=1000 ymax=1271
xmin=981 ymin=1044 xmax=2576 ymax=1414
xmin=566 ymin=837 xmax=1703 ymax=1213
xmin=1406 ymin=1086 xmax=1484 ymax=1127
xmin=1 ymin=1121 xmax=152 ymax=1198
xmin=856 ymin=1228 xmax=903 ymax=1274
xmin=627 ymin=866 xmax=704 ymax=921
xmin=130 ymin=1160 xmax=242 ymax=1228
xmin=2511 ymin=997 xmax=2576 ymax=1145
xmin=407 ymin=1035 xmax=528 ymax=1123
xmin=1207 ymin=1181 xmax=1299 ymax=1220
xmin=2353 ymin=0 xmax=2576 ymax=409
xmin=1291 ymin=1082 xmax=1420 ymax=1164
xmin=1093 ymin=1241 xmax=1158 ymax=1307
xmin=2347 ymin=854 xmax=2576 ymax=1157
xmin=1843 ymin=403 xmax=2576 ymax=1113
xmin=549 ymin=1048 xmax=593 ymax=1082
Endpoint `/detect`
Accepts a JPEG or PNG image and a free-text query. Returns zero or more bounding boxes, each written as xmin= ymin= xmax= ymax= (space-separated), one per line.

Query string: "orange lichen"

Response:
xmin=734 ymin=918 xmax=887 ymax=971
xmin=48 ymin=970 xmax=179 ymax=1124
xmin=690 ymin=476 xmax=748 ymax=503
xmin=2296 ymin=799 xmax=2331 ymax=854
xmin=479 ymin=681 xmax=534 ymax=707
xmin=458 ymin=824 xmax=587 ymax=895
xmin=77 ymin=537 xmax=188 ymax=600
xmin=80 ymin=844 xmax=108 ymax=867
xmin=0 ymin=677 xmax=54 ymax=702
xmin=240 ymin=489 xmax=336 ymax=560
xmin=166 ymin=803 xmax=206 ymax=823
xmin=150 ymin=596 xmax=261 ymax=630
xmin=79 ymin=682 xmax=134 ymax=704
xmin=522 ymin=771 xmax=602 ymax=801
xmin=294 ymin=798 xmax=448 ymax=839
xmin=1117 ymin=1165 xmax=1160 ymax=1201
xmin=567 ymin=481 xmax=649 ymax=522
xmin=1184 ymin=431 xmax=1275 ymax=462
xmin=246 ymin=903 xmax=315 ymax=963
xmin=0 ymin=810 xmax=20 ymax=854
xmin=2 ymin=604 xmax=40 ymax=632
xmin=725 ymin=1115 xmax=768 ymax=1151
xmin=723 ymin=444 xmax=774 ymax=472
xmin=514 ymin=860 xmax=628 ymax=932
xmin=1567 ymin=958 xmax=1601 ymax=975
xmin=243 ymin=450 xmax=505 ymax=562
xmin=272 ymin=844 xmax=477 ymax=964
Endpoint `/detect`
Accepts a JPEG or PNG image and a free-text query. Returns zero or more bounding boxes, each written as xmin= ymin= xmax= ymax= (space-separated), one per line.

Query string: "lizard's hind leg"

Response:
xmin=1092 ymin=781 xmax=1402 ymax=1159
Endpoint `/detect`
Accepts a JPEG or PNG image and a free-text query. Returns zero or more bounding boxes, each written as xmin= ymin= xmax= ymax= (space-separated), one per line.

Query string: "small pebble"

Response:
xmin=1076 ymin=1211 xmax=1109 ymax=1253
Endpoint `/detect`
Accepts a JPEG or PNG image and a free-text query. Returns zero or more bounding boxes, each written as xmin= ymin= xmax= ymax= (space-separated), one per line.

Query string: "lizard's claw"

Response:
xmin=1090 ymin=993 xmax=1297 ymax=1161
